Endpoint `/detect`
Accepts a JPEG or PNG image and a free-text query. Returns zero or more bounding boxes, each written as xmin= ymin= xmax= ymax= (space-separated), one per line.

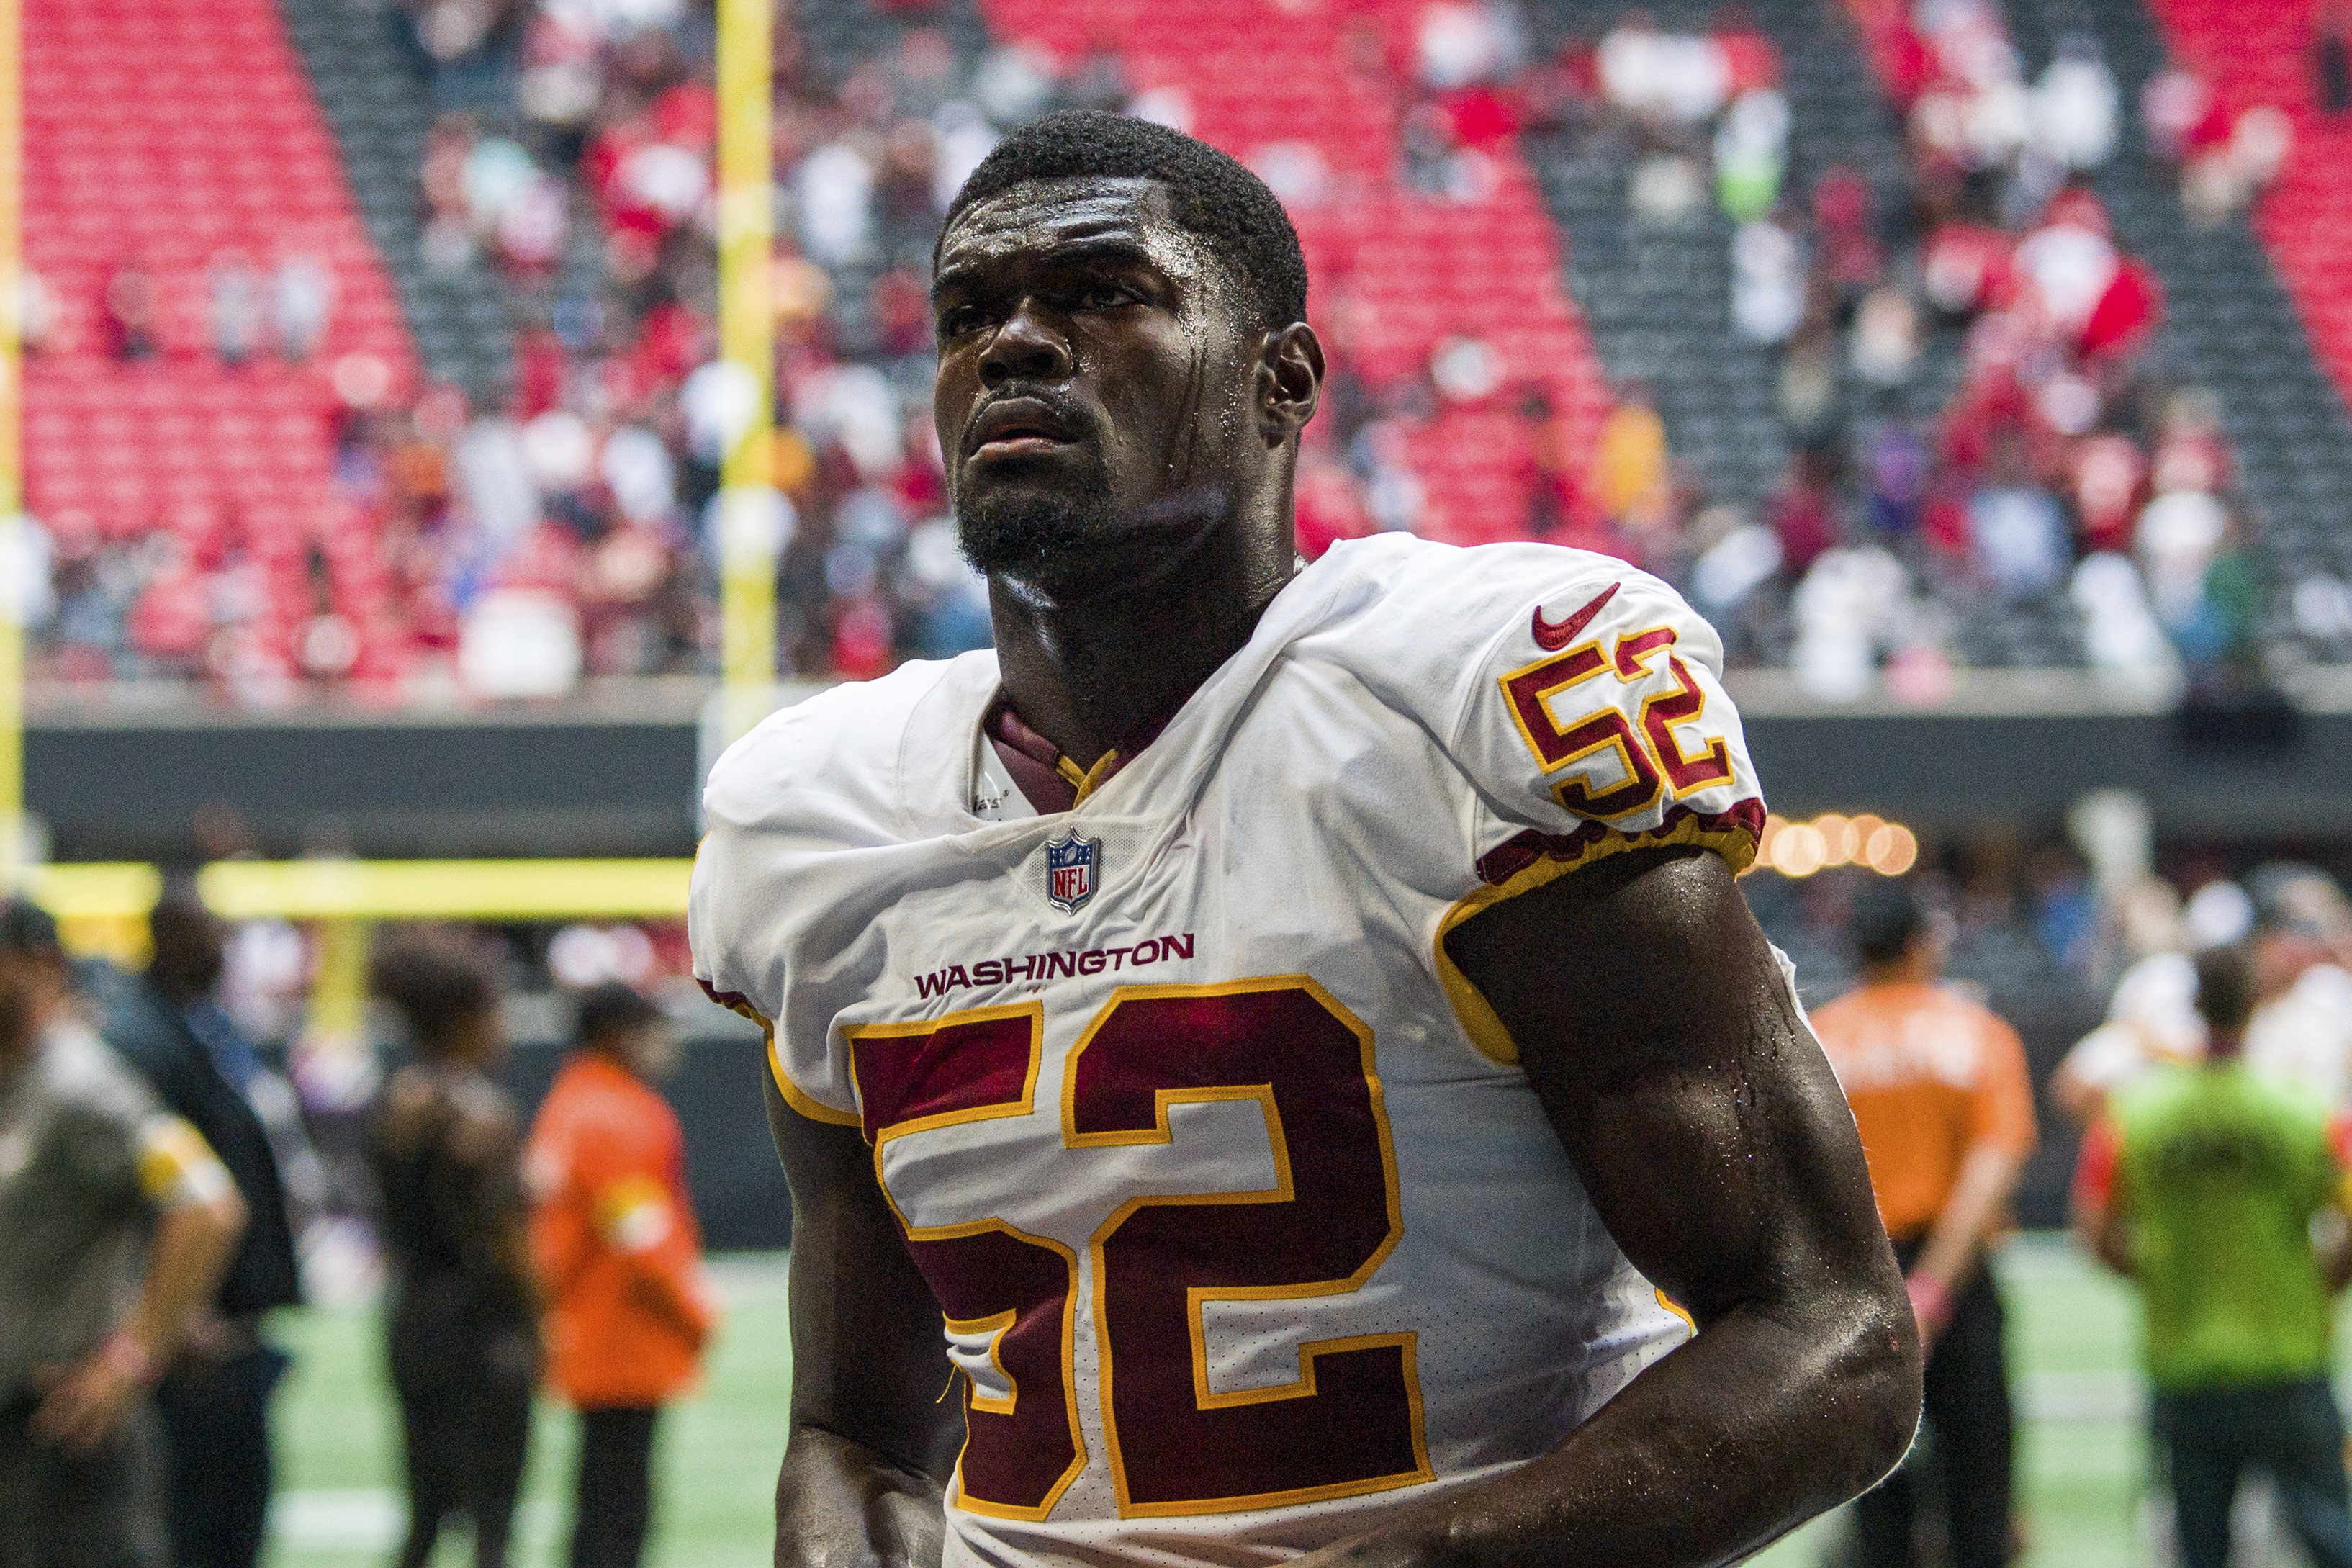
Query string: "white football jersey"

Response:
xmin=692 ymin=533 xmax=1770 ymax=1568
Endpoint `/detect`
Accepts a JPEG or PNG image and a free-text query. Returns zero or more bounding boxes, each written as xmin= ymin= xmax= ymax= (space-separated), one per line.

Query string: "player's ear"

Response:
xmin=1257 ymin=322 xmax=1323 ymax=446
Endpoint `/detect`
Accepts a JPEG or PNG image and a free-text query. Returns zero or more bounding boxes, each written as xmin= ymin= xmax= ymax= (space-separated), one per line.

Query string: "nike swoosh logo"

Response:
xmin=1531 ymin=582 xmax=1621 ymax=651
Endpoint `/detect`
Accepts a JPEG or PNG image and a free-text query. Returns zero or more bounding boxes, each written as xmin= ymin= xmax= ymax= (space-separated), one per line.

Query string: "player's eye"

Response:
xmin=1073 ymin=283 xmax=1138 ymax=312
xmin=936 ymin=302 xmax=989 ymax=338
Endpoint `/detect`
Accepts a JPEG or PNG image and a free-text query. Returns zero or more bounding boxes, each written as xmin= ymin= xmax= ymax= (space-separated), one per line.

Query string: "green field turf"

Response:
xmin=265 ymin=1236 xmax=2176 ymax=1567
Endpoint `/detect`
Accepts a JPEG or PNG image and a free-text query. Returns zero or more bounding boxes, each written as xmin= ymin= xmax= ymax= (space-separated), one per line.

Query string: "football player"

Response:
xmin=692 ymin=111 xmax=1920 ymax=1568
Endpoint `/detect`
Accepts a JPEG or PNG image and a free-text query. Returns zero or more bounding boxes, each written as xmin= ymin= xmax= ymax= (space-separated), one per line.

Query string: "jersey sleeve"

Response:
xmin=690 ymin=673 xmax=945 ymax=1129
xmin=1441 ymin=557 xmax=1767 ymax=883
xmin=60 ymin=1051 xmax=235 ymax=1215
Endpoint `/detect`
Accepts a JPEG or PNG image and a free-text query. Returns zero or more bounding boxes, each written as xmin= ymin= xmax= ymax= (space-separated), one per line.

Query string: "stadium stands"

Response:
xmin=17 ymin=0 xmax=2352 ymax=704
xmin=2083 ymin=0 xmax=2352 ymax=662
xmin=22 ymin=0 xmax=420 ymax=689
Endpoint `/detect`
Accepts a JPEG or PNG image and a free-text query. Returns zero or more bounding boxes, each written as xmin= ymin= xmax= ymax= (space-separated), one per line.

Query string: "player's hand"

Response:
xmin=870 ymin=1483 xmax=946 ymax=1568
xmin=1904 ymin=1273 xmax=1954 ymax=1347
xmin=30 ymin=1347 xmax=144 ymax=1453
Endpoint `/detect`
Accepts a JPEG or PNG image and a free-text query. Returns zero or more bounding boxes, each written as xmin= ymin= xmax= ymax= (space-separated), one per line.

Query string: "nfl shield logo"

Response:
xmin=1045 ymin=831 xmax=1101 ymax=914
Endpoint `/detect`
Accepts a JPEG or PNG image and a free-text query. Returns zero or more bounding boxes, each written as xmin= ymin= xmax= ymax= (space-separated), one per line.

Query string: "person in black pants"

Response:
xmin=524 ymin=985 xmax=716 ymax=1568
xmin=1810 ymin=885 xmax=2037 ymax=1568
xmin=108 ymin=889 xmax=309 ymax=1568
xmin=1852 ymin=1239 xmax=2014 ymax=1566
xmin=364 ymin=928 xmax=541 ymax=1568
xmin=573 ymin=1407 xmax=660 ymax=1566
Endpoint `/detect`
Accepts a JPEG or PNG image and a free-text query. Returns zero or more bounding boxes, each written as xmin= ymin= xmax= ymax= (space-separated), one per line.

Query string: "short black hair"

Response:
xmin=940 ymin=110 xmax=1310 ymax=330
xmin=0 ymin=897 xmax=62 ymax=961
xmin=2194 ymin=945 xmax=2258 ymax=1037
xmin=369 ymin=925 xmax=497 ymax=1055
xmin=1849 ymin=881 xmax=1928 ymax=968
xmin=576 ymin=981 xmax=663 ymax=1049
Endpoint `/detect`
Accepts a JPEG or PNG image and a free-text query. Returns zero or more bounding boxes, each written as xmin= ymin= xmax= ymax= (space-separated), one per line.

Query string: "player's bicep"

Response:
xmin=1444 ymin=847 xmax=1897 ymax=1326
xmin=765 ymin=1067 xmax=962 ymax=1481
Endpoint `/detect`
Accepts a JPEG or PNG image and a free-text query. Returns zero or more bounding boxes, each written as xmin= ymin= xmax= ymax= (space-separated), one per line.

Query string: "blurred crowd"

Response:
xmin=1536 ymin=0 xmax=2314 ymax=698
xmin=16 ymin=0 xmax=2352 ymax=704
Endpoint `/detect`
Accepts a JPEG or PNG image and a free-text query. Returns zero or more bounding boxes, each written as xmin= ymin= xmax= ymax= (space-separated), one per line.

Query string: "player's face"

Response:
xmin=932 ymin=176 xmax=1261 ymax=590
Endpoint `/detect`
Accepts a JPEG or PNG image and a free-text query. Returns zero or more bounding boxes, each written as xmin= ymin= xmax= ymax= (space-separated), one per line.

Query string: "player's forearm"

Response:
xmin=776 ymin=1425 xmax=947 ymax=1568
xmin=1911 ymin=1143 xmax=2026 ymax=1290
xmin=1317 ymin=1287 xmax=1918 ymax=1568
xmin=129 ymin=1189 xmax=246 ymax=1362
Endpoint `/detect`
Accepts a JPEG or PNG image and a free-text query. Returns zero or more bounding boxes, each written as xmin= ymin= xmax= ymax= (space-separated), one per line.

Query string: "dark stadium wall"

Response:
xmin=28 ymin=703 xmax=2352 ymax=861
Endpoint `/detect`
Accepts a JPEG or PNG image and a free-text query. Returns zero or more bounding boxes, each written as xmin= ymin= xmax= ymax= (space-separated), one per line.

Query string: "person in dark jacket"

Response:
xmin=107 ymin=889 xmax=305 ymax=1568
xmin=365 ymin=927 xmax=540 ymax=1568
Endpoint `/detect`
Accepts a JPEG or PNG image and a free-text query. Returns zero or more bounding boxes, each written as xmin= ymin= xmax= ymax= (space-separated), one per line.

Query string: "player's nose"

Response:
xmin=978 ymin=298 xmax=1073 ymax=387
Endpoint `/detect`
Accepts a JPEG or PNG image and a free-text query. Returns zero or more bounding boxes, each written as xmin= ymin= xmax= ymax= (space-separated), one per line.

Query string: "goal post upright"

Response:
xmin=715 ymin=0 xmax=776 ymax=747
xmin=0 ymin=0 xmax=23 ymax=896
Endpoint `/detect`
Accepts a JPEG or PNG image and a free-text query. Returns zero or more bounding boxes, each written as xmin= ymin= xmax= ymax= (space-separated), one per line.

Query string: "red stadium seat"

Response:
xmin=2141 ymin=0 xmax=2352 ymax=410
xmin=22 ymin=0 xmax=421 ymax=662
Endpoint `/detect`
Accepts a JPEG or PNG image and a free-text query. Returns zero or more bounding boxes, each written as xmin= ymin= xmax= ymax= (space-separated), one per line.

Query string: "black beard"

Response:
xmin=956 ymin=474 xmax=1122 ymax=581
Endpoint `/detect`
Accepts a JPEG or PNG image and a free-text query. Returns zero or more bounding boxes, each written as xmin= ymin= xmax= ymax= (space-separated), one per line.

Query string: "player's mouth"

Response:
xmin=966 ymin=397 xmax=1083 ymax=464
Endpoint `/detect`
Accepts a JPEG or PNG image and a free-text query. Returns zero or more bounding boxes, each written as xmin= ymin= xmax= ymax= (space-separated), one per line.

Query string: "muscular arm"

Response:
xmin=1318 ymin=847 xmax=1920 ymax=1568
xmin=765 ymin=1068 xmax=963 ymax=1568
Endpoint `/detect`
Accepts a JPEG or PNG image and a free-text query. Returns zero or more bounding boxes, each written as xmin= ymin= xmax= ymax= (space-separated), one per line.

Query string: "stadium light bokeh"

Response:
xmin=1753 ymin=813 xmax=1919 ymax=880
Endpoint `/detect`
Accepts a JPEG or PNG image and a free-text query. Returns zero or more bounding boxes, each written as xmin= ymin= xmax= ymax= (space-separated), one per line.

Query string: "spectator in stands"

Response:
xmin=366 ymin=927 xmax=540 ymax=1568
xmin=103 ymin=255 xmax=159 ymax=361
xmin=209 ymin=251 xmax=266 ymax=369
xmin=1590 ymin=384 xmax=1670 ymax=533
xmin=0 ymin=897 xmax=247 ymax=1568
xmin=273 ymin=249 xmax=335 ymax=363
xmin=2141 ymin=59 xmax=2219 ymax=165
xmin=526 ymin=983 xmax=715 ymax=1568
xmin=2320 ymin=2 xmax=2352 ymax=116
xmin=1968 ymin=433 xmax=2067 ymax=598
xmin=1768 ymin=443 xmax=1841 ymax=580
xmin=2076 ymin=944 xmax=2352 ymax=1568
xmin=1731 ymin=214 xmax=1805 ymax=345
xmin=2137 ymin=485 xmax=2230 ymax=659
xmin=1811 ymin=881 xmax=2036 ymax=1568
xmin=2029 ymin=35 xmax=2119 ymax=174
xmin=107 ymin=890 xmax=308 ymax=1568
xmin=2243 ymin=896 xmax=2352 ymax=1112
xmin=13 ymin=268 xmax=55 ymax=356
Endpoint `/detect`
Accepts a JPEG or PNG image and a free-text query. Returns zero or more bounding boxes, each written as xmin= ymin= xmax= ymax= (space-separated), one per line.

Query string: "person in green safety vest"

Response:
xmin=2074 ymin=942 xmax=2352 ymax=1568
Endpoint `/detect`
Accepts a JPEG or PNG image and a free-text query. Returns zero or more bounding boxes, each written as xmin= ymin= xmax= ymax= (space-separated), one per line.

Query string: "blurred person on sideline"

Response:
xmin=525 ymin=983 xmax=716 ymax=1568
xmin=107 ymin=889 xmax=307 ymax=1568
xmin=0 ymin=898 xmax=247 ymax=1568
xmin=1810 ymin=882 xmax=2037 ymax=1568
xmin=2243 ymin=893 xmax=2352 ymax=1111
xmin=2074 ymin=945 xmax=2352 ymax=1568
xmin=2056 ymin=875 xmax=2352 ymax=1121
xmin=366 ymin=928 xmax=540 ymax=1568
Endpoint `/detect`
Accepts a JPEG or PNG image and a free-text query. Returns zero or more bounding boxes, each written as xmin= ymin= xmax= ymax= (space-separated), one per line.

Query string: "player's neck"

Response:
xmin=986 ymin=512 xmax=1297 ymax=772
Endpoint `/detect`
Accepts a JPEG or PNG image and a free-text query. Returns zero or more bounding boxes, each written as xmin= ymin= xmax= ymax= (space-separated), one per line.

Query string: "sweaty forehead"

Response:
xmin=935 ymin=176 xmax=1207 ymax=286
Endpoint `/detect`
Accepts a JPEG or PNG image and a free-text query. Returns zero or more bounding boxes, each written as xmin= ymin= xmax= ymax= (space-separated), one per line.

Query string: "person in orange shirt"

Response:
xmin=526 ymin=984 xmax=717 ymax=1568
xmin=1811 ymin=881 xmax=2037 ymax=1568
